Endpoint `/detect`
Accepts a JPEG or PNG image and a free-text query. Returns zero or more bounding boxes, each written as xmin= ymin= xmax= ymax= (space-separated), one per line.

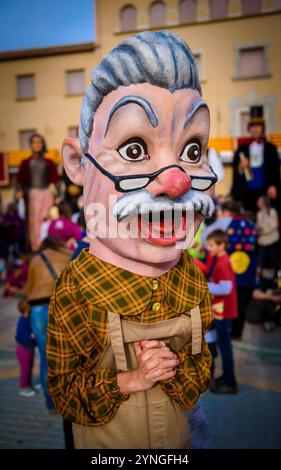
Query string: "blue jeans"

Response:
xmin=214 ymin=319 xmax=236 ymax=386
xmin=188 ymin=401 xmax=212 ymax=449
xmin=30 ymin=305 xmax=54 ymax=411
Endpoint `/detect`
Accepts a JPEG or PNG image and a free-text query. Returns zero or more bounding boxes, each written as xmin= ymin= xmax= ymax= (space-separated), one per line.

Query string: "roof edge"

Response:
xmin=0 ymin=42 xmax=98 ymax=61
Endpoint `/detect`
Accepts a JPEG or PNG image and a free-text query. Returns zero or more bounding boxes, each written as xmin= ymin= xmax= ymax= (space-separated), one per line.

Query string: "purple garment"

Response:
xmin=4 ymin=263 xmax=28 ymax=297
xmin=48 ymin=216 xmax=83 ymax=243
xmin=3 ymin=212 xmax=25 ymax=242
xmin=16 ymin=343 xmax=34 ymax=388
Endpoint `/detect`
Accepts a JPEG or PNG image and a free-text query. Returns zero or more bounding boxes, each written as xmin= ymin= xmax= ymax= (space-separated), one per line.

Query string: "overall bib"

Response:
xmin=72 ymin=306 xmax=202 ymax=449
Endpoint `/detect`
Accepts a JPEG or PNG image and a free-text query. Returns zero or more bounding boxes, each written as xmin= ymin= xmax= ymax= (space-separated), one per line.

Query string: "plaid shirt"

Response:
xmin=47 ymin=249 xmax=213 ymax=425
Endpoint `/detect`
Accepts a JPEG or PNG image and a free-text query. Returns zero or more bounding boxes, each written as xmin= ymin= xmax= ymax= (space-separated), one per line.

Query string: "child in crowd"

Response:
xmin=206 ymin=230 xmax=238 ymax=394
xmin=3 ymin=255 xmax=28 ymax=297
xmin=48 ymin=201 xmax=83 ymax=251
xmin=15 ymin=299 xmax=36 ymax=397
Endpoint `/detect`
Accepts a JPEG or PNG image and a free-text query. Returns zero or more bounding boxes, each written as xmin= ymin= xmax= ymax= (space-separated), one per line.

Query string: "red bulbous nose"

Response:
xmin=150 ymin=168 xmax=192 ymax=199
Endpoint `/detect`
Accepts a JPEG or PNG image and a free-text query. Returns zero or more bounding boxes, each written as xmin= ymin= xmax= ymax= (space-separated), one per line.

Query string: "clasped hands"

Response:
xmin=117 ymin=340 xmax=179 ymax=395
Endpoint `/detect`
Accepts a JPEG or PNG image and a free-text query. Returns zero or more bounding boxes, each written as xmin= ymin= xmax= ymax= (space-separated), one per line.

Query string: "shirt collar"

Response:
xmin=70 ymin=249 xmax=206 ymax=316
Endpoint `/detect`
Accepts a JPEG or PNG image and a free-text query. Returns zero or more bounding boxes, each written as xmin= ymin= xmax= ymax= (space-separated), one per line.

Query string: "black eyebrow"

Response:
xmin=104 ymin=95 xmax=159 ymax=137
xmin=184 ymin=98 xmax=209 ymax=129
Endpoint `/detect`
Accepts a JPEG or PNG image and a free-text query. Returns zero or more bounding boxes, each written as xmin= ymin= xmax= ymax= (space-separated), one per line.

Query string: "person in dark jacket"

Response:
xmin=231 ymin=107 xmax=281 ymax=214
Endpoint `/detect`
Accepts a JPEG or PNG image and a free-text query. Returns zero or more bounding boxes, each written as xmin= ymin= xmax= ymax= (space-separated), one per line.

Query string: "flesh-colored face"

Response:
xmin=76 ymin=83 xmax=215 ymax=269
xmin=207 ymin=239 xmax=223 ymax=257
xmin=30 ymin=136 xmax=44 ymax=154
xmin=249 ymin=123 xmax=264 ymax=140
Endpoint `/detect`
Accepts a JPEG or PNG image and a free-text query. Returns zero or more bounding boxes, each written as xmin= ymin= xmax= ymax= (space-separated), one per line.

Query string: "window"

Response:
xmin=238 ymin=47 xmax=267 ymax=78
xmin=149 ymin=1 xmax=166 ymax=28
xmin=120 ymin=5 xmax=137 ymax=31
xmin=209 ymin=0 xmax=228 ymax=20
xmin=240 ymin=111 xmax=250 ymax=135
xmin=19 ymin=130 xmax=36 ymax=149
xmin=68 ymin=126 xmax=79 ymax=138
xmin=241 ymin=0 xmax=261 ymax=16
xmin=66 ymin=70 xmax=85 ymax=95
xmin=178 ymin=0 xmax=197 ymax=23
xmin=17 ymin=75 xmax=35 ymax=100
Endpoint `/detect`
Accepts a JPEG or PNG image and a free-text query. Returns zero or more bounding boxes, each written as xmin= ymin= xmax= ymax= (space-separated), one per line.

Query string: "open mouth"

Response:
xmin=137 ymin=209 xmax=187 ymax=246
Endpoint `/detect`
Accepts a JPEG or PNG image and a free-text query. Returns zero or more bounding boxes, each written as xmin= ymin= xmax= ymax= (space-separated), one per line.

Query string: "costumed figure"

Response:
xmin=47 ymin=31 xmax=217 ymax=449
xmin=231 ymin=106 xmax=281 ymax=214
xmin=17 ymin=133 xmax=59 ymax=252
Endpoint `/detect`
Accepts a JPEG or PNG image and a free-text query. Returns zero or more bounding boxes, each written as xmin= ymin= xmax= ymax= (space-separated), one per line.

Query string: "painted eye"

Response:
xmin=180 ymin=141 xmax=201 ymax=164
xmin=117 ymin=139 xmax=147 ymax=162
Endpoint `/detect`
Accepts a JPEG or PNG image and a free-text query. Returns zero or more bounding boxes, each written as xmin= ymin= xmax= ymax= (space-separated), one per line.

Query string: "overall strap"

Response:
xmin=190 ymin=306 xmax=202 ymax=355
xmin=107 ymin=311 xmax=128 ymax=371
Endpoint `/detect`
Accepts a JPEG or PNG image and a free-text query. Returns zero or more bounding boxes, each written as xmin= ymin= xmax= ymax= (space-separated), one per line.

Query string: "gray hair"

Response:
xmin=79 ymin=30 xmax=201 ymax=155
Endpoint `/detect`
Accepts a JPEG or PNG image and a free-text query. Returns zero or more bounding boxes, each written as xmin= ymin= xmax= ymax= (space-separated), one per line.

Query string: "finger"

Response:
xmin=141 ymin=348 xmax=177 ymax=365
xmin=145 ymin=368 xmax=177 ymax=381
xmin=143 ymin=357 xmax=179 ymax=374
xmin=140 ymin=340 xmax=163 ymax=350
xmin=155 ymin=370 xmax=177 ymax=382
xmin=134 ymin=341 xmax=143 ymax=358
xmin=141 ymin=340 xmax=169 ymax=351
xmin=144 ymin=364 xmax=177 ymax=379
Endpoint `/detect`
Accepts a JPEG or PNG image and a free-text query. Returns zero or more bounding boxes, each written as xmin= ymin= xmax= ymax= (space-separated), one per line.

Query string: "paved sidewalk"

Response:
xmin=0 ymin=376 xmax=64 ymax=449
xmin=0 ymin=292 xmax=281 ymax=449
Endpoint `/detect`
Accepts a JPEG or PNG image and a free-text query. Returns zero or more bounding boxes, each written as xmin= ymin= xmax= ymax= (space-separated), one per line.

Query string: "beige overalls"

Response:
xmin=72 ymin=306 xmax=202 ymax=449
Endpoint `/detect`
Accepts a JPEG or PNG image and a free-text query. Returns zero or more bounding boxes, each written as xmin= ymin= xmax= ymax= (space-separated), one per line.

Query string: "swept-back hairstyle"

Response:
xmin=79 ymin=30 xmax=201 ymax=154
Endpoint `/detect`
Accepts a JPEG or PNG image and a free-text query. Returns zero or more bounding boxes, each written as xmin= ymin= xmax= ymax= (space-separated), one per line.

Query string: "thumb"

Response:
xmin=134 ymin=341 xmax=143 ymax=361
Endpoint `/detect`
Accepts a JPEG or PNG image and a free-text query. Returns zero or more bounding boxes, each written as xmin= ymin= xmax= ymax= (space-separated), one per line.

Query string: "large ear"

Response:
xmin=61 ymin=137 xmax=85 ymax=186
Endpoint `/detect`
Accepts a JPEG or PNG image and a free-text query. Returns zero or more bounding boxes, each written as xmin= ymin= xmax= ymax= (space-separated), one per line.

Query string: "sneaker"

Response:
xmin=263 ymin=321 xmax=276 ymax=332
xmin=19 ymin=387 xmax=36 ymax=398
xmin=209 ymin=381 xmax=238 ymax=394
xmin=214 ymin=375 xmax=225 ymax=384
xmin=32 ymin=383 xmax=42 ymax=391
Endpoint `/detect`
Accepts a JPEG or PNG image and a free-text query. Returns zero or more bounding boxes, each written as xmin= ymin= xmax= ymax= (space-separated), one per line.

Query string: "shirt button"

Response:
xmin=152 ymin=280 xmax=159 ymax=291
xmin=152 ymin=302 xmax=161 ymax=312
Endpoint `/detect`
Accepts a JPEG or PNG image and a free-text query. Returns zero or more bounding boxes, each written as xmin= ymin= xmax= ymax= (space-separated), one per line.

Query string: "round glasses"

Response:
xmin=84 ymin=152 xmax=218 ymax=193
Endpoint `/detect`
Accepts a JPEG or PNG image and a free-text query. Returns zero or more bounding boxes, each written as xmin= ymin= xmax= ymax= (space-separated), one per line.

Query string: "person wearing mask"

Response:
xmin=17 ymin=134 xmax=59 ymax=252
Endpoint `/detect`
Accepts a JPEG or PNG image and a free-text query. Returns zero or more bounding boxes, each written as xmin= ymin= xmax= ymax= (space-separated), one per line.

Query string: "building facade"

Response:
xmin=0 ymin=0 xmax=281 ymax=197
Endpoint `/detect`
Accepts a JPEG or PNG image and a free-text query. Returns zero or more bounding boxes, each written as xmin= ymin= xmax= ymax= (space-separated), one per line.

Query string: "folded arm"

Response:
xmin=47 ymin=275 xmax=129 ymax=426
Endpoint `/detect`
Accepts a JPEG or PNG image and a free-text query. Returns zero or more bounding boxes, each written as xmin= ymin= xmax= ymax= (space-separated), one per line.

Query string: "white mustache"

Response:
xmin=112 ymin=189 xmax=215 ymax=221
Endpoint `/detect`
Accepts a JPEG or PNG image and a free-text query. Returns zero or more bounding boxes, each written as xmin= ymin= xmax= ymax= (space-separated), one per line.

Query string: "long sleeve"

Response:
xmin=257 ymin=210 xmax=278 ymax=235
xmin=16 ymin=317 xmax=35 ymax=348
xmin=208 ymin=280 xmax=233 ymax=296
xmin=160 ymin=291 xmax=213 ymax=411
xmin=266 ymin=143 xmax=281 ymax=190
xmin=46 ymin=274 xmax=129 ymax=426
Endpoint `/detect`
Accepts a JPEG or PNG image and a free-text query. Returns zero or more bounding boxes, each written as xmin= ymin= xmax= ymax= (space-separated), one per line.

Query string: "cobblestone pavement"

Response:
xmin=1 ymin=291 xmax=281 ymax=449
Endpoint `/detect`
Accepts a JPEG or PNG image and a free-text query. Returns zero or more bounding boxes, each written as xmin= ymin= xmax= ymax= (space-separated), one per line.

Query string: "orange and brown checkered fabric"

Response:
xmin=47 ymin=249 xmax=213 ymax=425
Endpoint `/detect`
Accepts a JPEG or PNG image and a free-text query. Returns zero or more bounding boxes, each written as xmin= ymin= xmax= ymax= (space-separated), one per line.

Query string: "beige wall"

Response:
xmin=0 ymin=0 xmax=281 ymax=198
xmin=96 ymin=0 xmax=281 ymax=138
xmin=0 ymin=51 xmax=98 ymax=151
xmin=0 ymin=2 xmax=280 ymax=152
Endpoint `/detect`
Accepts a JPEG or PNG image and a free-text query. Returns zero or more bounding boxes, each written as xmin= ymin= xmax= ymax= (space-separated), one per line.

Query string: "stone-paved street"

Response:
xmin=1 ymin=291 xmax=281 ymax=449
